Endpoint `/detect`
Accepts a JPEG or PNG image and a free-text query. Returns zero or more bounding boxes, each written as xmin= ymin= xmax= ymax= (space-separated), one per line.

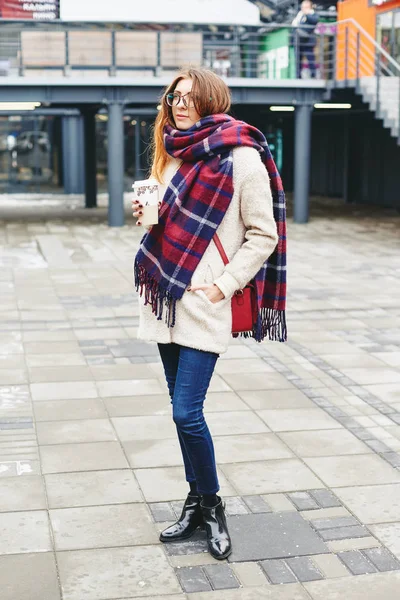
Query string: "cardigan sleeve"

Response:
xmin=213 ymin=166 xmax=279 ymax=299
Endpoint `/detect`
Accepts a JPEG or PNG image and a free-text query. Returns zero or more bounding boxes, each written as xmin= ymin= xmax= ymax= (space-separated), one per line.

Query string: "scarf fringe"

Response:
xmin=234 ymin=308 xmax=287 ymax=343
xmin=134 ymin=259 xmax=177 ymax=328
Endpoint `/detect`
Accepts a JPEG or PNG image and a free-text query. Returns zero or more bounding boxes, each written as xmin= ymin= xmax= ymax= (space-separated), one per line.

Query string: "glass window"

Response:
xmin=377 ymin=9 xmax=400 ymax=63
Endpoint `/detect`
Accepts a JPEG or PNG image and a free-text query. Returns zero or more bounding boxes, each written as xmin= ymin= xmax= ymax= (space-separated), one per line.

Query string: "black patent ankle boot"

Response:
xmin=200 ymin=496 xmax=232 ymax=560
xmin=159 ymin=494 xmax=203 ymax=542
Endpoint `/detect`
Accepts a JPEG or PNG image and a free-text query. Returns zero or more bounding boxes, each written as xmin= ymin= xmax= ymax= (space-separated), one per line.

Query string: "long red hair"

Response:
xmin=150 ymin=67 xmax=231 ymax=183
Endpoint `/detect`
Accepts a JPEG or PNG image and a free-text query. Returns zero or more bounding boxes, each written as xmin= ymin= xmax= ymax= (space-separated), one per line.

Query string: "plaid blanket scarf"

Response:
xmin=134 ymin=113 xmax=287 ymax=342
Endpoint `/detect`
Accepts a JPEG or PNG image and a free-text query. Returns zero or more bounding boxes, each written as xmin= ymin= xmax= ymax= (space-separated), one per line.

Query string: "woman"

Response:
xmin=132 ymin=68 xmax=287 ymax=560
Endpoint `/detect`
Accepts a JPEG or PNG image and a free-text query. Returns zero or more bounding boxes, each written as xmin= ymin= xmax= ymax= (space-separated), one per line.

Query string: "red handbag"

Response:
xmin=213 ymin=233 xmax=258 ymax=334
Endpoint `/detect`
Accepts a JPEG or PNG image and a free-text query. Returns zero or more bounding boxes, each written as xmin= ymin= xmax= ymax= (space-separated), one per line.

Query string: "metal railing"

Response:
xmin=0 ymin=19 xmax=399 ymax=142
xmin=335 ymin=18 xmax=400 ymax=144
xmin=0 ymin=21 xmax=337 ymax=80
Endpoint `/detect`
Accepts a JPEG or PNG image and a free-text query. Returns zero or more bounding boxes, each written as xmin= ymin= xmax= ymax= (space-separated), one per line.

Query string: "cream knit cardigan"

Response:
xmin=136 ymin=146 xmax=279 ymax=355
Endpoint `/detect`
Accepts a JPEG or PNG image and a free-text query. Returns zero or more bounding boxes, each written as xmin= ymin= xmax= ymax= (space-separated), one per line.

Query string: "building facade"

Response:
xmin=338 ymin=0 xmax=400 ymax=63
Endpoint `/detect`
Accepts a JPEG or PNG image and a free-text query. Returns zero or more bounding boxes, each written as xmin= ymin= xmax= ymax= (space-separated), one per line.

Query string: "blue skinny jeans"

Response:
xmin=158 ymin=343 xmax=220 ymax=495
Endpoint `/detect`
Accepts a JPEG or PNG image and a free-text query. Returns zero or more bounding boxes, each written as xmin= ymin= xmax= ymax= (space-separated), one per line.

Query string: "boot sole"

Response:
xmin=209 ymin=547 xmax=232 ymax=560
xmin=159 ymin=524 xmax=204 ymax=543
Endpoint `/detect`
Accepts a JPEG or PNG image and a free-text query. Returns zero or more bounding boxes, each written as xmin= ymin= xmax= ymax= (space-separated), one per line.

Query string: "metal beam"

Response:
xmin=293 ymin=104 xmax=313 ymax=224
xmin=83 ymin=110 xmax=98 ymax=209
xmin=0 ymin=80 xmax=327 ymax=106
xmin=107 ymin=102 xmax=125 ymax=227
xmin=62 ymin=115 xmax=85 ymax=194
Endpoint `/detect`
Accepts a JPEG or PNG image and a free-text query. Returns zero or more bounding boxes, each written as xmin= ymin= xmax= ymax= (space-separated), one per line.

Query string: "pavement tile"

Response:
xmin=227 ymin=512 xmax=328 ymax=562
xmin=328 ymin=537 xmax=382 ymax=552
xmin=149 ymin=502 xmax=176 ymax=522
xmin=203 ymin=563 xmax=240 ymax=590
xmin=206 ymin=411 xmax=270 ymax=435
xmin=28 ymin=366 xmax=93 ymax=383
xmin=45 ymin=469 xmax=143 ymax=508
xmin=26 ymin=353 xmax=86 ymax=369
xmin=0 ymin=510 xmax=52 ymax=554
xmin=320 ymin=354 xmax=389 ymax=369
xmin=112 ymin=415 xmax=176 ymax=441
xmin=286 ymin=556 xmax=324 ymax=582
xmin=103 ymin=393 xmax=171 ymax=417
xmin=0 ymin=553 xmax=61 ymax=600
xmin=204 ymin=392 xmax=251 ymax=412
xmin=257 ymin=409 xmax=342 ymax=432
xmin=57 ymin=545 xmax=181 ymax=599
xmin=0 ymin=369 xmax=28 ymax=384
xmin=262 ymin=493 xmax=297 ymax=512
xmin=369 ymin=523 xmax=400 ymax=560
xmin=304 ymin=571 xmax=400 ymax=600
xmin=97 ymin=378 xmax=165 ymax=397
xmin=208 ymin=373 xmax=234 ymax=393
xmin=213 ymin=433 xmax=293 ymax=463
xmin=215 ymin=358 xmax=275 ymax=374
xmin=311 ymin=553 xmax=350 ymax=578
xmin=40 ymin=441 xmax=129 ymax=473
xmin=176 ymin=566 xmax=212 ymax=593
xmin=224 ymin=496 xmax=249 ymax=515
xmin=363 ymin=547 xmax=400 ymax=572
xmin=0 ymin=475 xmax=46 ymax=511
xmin=301 ymin=507 xmax=351 ymax=520
xmin=287 ymin=492 xmax=319 ymax=511
xmin=162 ymin=532 xmax=209 ymax=558
xmin=169 ymin=554 xmax=217 ymax=567
xmin=124 ymin=438 xmax=183 ymax=468
xmin=189 ymin=584 xmax=310 ymax=599
xmin=337 ymin=550 xmax=378 ymax=575
xmin=24 ymin=342 xmax=80 ymax=355
xmin=362 ymin=384 xmax=400 ymax=405
xmin=75 ymin=327 xmax=128 ymax=340
xmin=30 ymin=381 xmax=98 ymax=401
xmin=89 ymin=363 xmax=158 ymax=380
xmin=221 ymin=373 xmax=295 ymax=391
xmin=333 ymin=484 xmax=400 ymax=524
xmin=304 ymin=455 xmax=400 ymax=487
xmin=242 ymin=495 xmax=272 ymax=513
xmin=260 ymin=559 xmax=297 ymax=584
xmin=309 ymin=489 xmax=342 ymax=508
xmin=341 ymin=368 xmax=400 ymax=385
xmin=221 ymin=459 xmax=323 ymax=495
xmin=279 ymin=429 xmax=370 ymax=458
xmin=238 ymin=389 xmax=315 ymax=409
xmin=33 ymin=398 xmax=107 ymax=421
xmin=134 ymin=466 xmax=236 ymax=502
xmin=230 ymin=561 xmax=269 ymax=586
xmin=317 ymin=525 xmax=371 ymax=541
xmin=36 ymin=418 xmax=117 ymax=445
xmin=50 ymin=503 xmax=158 ymax=550
xmin=311 ymin=516 xmax=360 ymax=530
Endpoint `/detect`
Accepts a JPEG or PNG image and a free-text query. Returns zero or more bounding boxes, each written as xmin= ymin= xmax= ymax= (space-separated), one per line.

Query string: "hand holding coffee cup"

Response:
xmin=132 ymin=179 xmax=160 ymax=227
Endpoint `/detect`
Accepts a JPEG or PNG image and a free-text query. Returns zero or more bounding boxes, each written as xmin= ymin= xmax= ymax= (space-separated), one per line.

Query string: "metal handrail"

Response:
xmin=338 ymin=17 xmax=400 ymax=74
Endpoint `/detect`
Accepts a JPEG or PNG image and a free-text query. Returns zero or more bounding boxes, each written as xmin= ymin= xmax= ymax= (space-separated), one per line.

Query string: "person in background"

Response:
xmin=292 ymin=0 xmax=319 ymax=78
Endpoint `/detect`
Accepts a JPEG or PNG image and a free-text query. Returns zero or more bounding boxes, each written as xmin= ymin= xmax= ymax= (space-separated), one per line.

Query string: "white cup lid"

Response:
xmin=133 ymin=178 xmax=159 ymax=186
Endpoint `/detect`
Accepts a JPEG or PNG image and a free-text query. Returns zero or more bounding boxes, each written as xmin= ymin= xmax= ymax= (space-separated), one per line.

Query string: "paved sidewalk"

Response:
xmin=0 ymin=199 xmax=400 ymax=599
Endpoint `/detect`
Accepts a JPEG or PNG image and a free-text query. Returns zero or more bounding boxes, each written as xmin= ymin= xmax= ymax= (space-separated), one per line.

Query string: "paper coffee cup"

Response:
xmin=140 ymin=204 xmax=159 ymax=226
xmin=132 ymin=178 xmax=159 ymax=226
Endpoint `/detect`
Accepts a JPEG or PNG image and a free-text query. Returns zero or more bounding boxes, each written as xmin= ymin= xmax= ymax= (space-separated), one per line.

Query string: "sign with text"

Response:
xmin=0 ymin=0 xmax=59 ymax=19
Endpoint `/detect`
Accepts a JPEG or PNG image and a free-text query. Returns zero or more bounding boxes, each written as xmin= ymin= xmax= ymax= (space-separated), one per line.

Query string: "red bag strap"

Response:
xmin=213 ymin=233 xmax=229 ymax=266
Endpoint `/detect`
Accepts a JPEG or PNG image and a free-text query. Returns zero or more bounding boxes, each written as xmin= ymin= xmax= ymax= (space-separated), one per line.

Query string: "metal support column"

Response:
xmin=107 ymin=101 xmax=125 ymax=227
xmin=62 ymin=115 xmax=85 ymax=194
xmin=293 ymin=103 xmax=312 ymax=224
xmin=83 ymin=110 xmax=98 ymax=208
